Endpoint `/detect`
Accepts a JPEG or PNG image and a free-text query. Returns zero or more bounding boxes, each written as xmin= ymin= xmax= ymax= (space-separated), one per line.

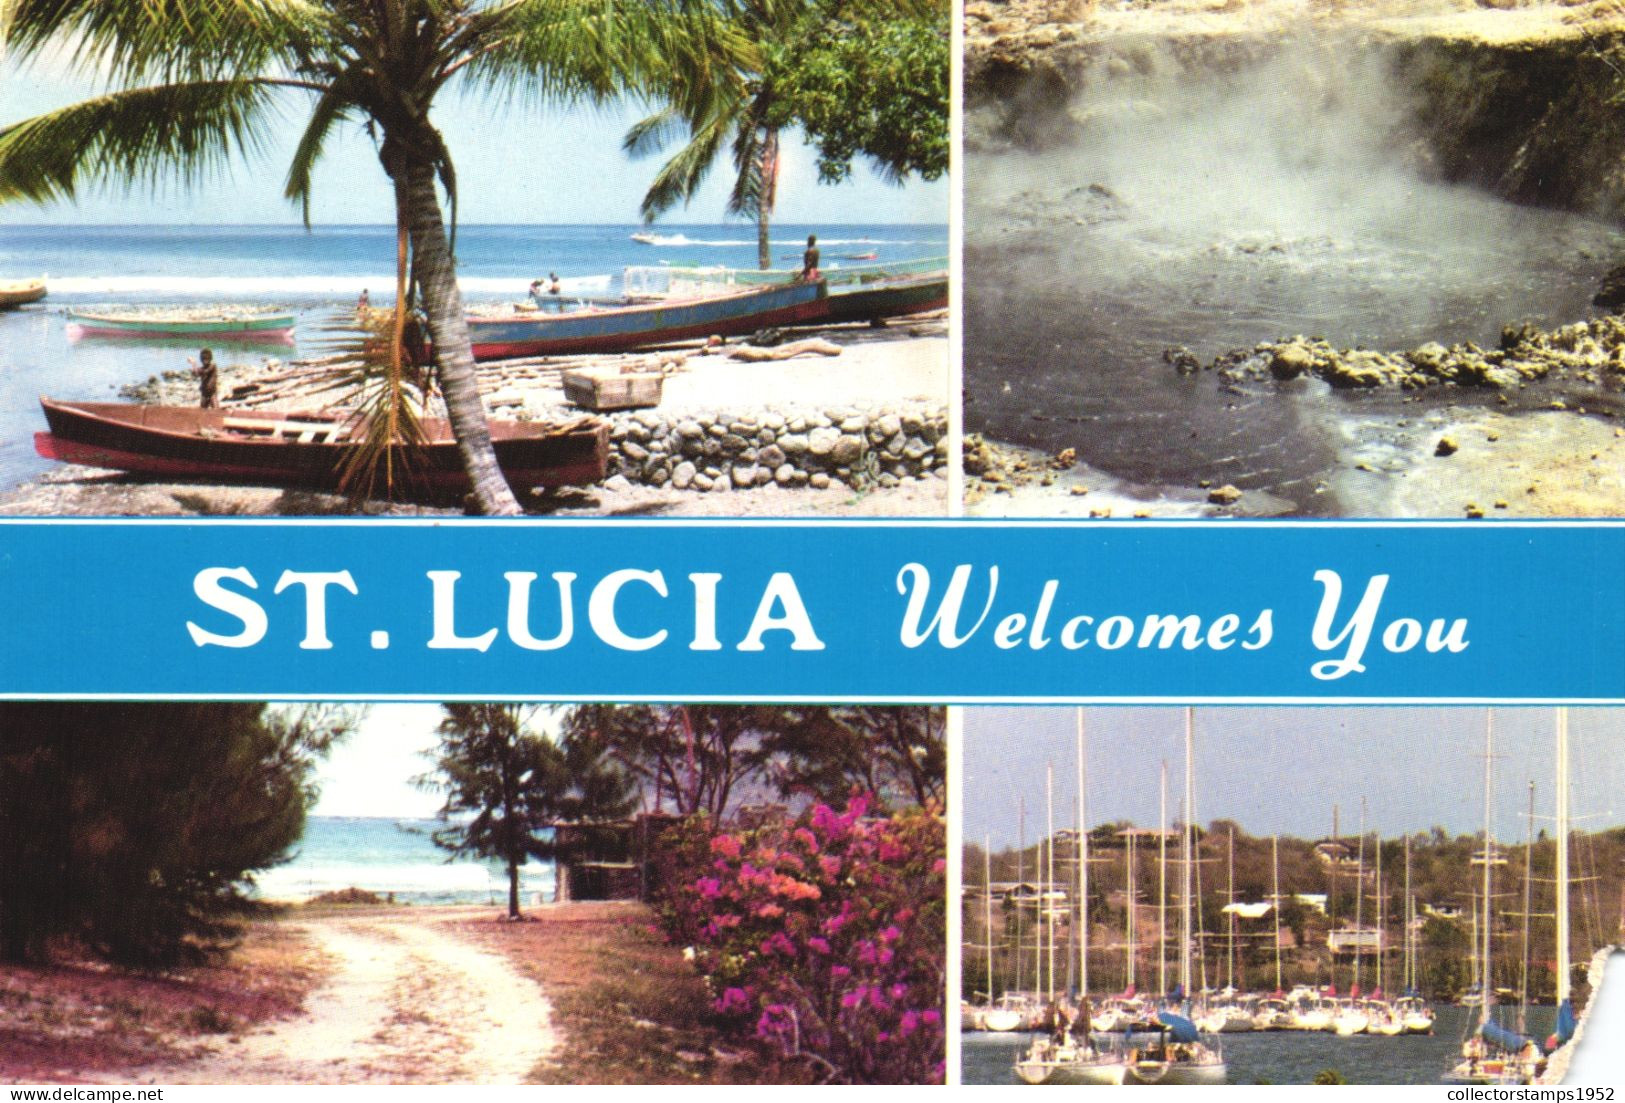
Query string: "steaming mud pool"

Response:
xmin=964 ymin=51 xmax=1625 ymax=518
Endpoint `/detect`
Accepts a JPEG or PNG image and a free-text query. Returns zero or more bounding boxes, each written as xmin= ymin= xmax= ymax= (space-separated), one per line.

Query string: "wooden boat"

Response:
xmin=811 ymin=273 xmax=947 ymax=325
xmin=0 ymin=278 xmax=47 ymax=309
xmin=66 ymin=309 xmax=296 ymax=340
xmin=34 ymin=398 xmax=609 ymax=494
xmin=465 ymin=280 xmax=826 ymax=360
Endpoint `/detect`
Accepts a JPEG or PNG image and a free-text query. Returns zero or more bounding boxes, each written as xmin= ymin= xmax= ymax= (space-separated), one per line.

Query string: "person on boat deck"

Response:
xmin=188 ymin=348 xmax=218 ymax=408
xmin=547 ymin=272 xmax=562 ymax=295
xmin=799 ymin=234 xmax=821 ymax=282
xmin=529 ymin=279 xmax=544 ymax=298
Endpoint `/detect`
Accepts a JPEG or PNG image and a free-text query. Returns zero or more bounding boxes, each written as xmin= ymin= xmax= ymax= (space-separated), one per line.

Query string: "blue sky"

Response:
xmin=964 ymin=707 xmax=1625 ymax=847
xmin=0 ymin=57 xmax=947 ymax=226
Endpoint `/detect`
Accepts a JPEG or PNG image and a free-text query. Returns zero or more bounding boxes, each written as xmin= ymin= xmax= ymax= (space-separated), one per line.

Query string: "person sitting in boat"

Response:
xmin=187 ymin=348 xmax=218 ymax=409
xmin=799 ymin=234 xmax=821 ymax=282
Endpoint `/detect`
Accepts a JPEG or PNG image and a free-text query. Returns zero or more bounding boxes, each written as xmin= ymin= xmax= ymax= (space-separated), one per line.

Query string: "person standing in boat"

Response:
xmin=547 ymin=272 xmax=562 ymax=295
xmin=799 ymin=234 xmax=821 ymax=282
xmin=187 ymin=348 xmax=219 ymax=409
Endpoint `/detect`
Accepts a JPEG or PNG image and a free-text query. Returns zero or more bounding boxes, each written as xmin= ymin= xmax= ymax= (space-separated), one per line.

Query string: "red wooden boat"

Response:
xmin=35 ymin=398 xmax=609 ymax=495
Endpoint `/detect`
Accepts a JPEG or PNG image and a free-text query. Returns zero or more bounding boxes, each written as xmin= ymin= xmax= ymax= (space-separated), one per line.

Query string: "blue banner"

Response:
xmin=0 ymin=519 xmax=1618 ymax=701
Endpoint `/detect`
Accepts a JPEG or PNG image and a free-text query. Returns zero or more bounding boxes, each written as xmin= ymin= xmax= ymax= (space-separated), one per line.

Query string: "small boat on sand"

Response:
xmin=465 ymin=280 xmax=826 ymax=360
xmin=35 ymin=398 xmax=609 ymax=495
xmin=66 ymin=309 xmax=296 ymax=340
xmin=0 ymin=278 xmax=47 ymax=309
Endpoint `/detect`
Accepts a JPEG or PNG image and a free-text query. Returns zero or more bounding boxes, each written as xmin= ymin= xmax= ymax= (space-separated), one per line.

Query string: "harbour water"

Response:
xmin=255 ymin=815 xmax=555 ymax=906
xmin=961 ymin=1004 xmax=1560 ymax=1085
xmin=0 ymin=221 xmax=946 ymax=491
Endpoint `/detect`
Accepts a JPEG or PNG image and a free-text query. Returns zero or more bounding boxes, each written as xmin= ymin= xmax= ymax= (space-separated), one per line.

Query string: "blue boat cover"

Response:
xmin=1551 ymin=999 xmax=1577 ymax=1050
xmin=1481 ymin=1020 xmax=1532 ymax=1052
xmin=1155 ymin=1012 xmax=1200 ymax=1044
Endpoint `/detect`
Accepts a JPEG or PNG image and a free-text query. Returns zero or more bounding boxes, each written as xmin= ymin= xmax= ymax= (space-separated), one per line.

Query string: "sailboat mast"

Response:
xmin=985 ymin=837 xmax=994 ymax=1007
xmin=1480 ymin=709 xmax=1495 ymax=1027
xmin=1077 ymin=709 xmax=1089 ymax=1002
xmin=1375 ymin=831 xmax=1384 ymax=994
xmin=1159 ymin=759 xmax=1168 ymax=998
xmin=1404 ymin=833 xmax=1413 ymax=992
xmin=1227 ymin=827 xmax=1236 ymax=991
xmin=1181 ymin=707 xmax=1194 ymax=999
xmin=1017 ymin=796 xmax=1026 ymax=997
xmin=1126 ymin=832 xmax=1136 ymax=990
xmin=1519 ymin=780 xmax=1534 ymax=1035
xmin=1272 ymin=834 xmax=1283 ymax=992
xmin=1557 ymin=707 xmax=1571 ymax=1006
xmin=1047 ymin=762 xmax=1056 ymax=1004
xmin=1354 ymin=798 xmax=1366 ymax=993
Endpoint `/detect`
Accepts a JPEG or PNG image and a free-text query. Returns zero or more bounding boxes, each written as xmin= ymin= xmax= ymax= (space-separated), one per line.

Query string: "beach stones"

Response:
xmin=592 ymin=404 xmax=947 ymax=493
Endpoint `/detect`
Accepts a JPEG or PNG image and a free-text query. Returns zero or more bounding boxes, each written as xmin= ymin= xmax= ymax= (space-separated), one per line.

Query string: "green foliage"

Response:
xmin=627 ymin=0 xmax=945 ymax=266
xmin=1312 ymin=1068 xmax=1349 ymax=1085
xmin=763 ymin=11 xmax=949 ymax=185
xmin=559 ymin=705 xmax=945 ymax=822
xmin=0 ymin=702 xmax=353 ymax=966
xmin=422 ymin=704 xmax=636 ymax=918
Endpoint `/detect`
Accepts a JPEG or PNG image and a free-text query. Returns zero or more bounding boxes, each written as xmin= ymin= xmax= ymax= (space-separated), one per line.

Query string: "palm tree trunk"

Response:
xmin=757 ymin=202 xmax=771 ymax=270
xmin=755 ymin=128 xmax=779 ymax=271
xmin=389 ymin=154 xmax=521 ymax=516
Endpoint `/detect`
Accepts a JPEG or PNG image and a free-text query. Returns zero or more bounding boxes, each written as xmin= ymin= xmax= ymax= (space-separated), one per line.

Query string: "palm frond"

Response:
xmin=458 ymin=0 xmax=753 ymax=114
xmin=0 ymin=80 xmax=282 ymax=204
xmin=726 ymin=122 xmax=772 ymax=219
xmin=318 ymin=305 xmax=434 ymax=503
xmin=621 ymin=107 xmax=687 ymax=159
xmin=6 ymin=0 xmax=325 ymax=84
xmin=283 ymin=83 xmax=355 ymax=227
xmin=637 ymin=110 xmax=732 ymax=219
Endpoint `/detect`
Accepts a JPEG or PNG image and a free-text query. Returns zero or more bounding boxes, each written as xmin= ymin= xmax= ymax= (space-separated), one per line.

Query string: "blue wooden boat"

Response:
xmin=467 ymin=280 xmax=825 ymax=360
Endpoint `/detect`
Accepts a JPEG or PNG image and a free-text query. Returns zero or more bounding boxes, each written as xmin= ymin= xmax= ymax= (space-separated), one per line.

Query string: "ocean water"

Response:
xmin=962 ymin=1005 xmax=1561 ymax=1085
xmin=0 ymin=222 xmax=946 ymax=490
xmin=256 ymin=815 xmax=556 ymax=906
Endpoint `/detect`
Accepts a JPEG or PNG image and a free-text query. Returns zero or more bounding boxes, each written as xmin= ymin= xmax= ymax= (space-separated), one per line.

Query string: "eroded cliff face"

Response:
xmin=965 ymin=0 xmax=1625 ymax=218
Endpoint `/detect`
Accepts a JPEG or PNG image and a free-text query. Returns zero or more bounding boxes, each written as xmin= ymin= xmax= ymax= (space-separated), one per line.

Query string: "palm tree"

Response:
xmin=623 ymin=0 xmax=787 ymax=271
xmin=0 ymin=0 xmax=736 ymax=515
xmin=624 ymin=0 xmax=938 ymax=271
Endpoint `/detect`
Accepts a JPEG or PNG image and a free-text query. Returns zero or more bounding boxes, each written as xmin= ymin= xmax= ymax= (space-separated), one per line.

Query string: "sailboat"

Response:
xmin=1121 ymin=708 xmax=1226 ymax=1085
xmin=1014 ymin=710 xmax=1131 ymax=1085
xmin=1446 ymin=711 xmax=1544 ymax=1085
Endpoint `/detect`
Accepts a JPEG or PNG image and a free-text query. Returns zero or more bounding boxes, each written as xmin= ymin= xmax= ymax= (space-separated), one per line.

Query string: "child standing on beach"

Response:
xmin=187 ymin=348 xmax=218 ymax=408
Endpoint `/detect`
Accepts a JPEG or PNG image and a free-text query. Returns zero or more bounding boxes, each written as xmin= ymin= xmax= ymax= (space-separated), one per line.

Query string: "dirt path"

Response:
xmin=130 ymin=912 xmax=556 ymax=1084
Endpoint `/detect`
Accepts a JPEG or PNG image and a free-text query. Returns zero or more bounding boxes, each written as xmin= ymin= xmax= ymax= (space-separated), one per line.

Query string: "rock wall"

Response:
xmin=599 ymin=403 xmax=950 ymax=493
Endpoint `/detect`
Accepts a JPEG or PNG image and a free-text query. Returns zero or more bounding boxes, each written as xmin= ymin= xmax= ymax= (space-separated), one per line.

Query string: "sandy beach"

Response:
xmin=2 ymin=317 xmax=950 ymax=518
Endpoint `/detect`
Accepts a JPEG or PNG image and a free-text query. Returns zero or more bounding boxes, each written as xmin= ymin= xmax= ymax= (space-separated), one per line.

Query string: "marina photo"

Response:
xmin=960 ymin=706 xmax=1625 ymax=1085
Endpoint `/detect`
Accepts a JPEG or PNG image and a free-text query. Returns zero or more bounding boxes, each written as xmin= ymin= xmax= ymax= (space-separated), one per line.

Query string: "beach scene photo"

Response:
xmin=0 ymin=0 xmax=948 ymax=517
xmin=962 ymin=0 xmax=1625 ymax=518
xmin=960 ymin=706 xmax=1624 ymax=1085
xmin=0 ymin=702 xmax=945 ymax=1084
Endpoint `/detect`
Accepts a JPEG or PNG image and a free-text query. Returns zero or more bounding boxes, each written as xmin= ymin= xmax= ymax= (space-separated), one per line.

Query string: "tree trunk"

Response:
xmin=757 ymin=201 xmax=771 ymax=271
xmin=508 ymin=857 xmax=522 ymax=920
xmin=388 ymin=153 xmax=522 ymax=516
xmin=755 ymin=128 xmax=779 ymax=271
